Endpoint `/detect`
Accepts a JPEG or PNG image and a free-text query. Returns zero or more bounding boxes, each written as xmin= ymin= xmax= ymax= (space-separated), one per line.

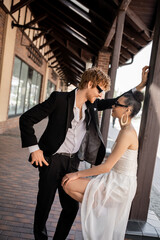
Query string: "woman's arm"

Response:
xmin=135 ymin=66 xmax=149 ymax=91
xmin=62 ymin=130 xmax=133 ymax=186
xmin=96 ymin=66 xmax=149 ymax=111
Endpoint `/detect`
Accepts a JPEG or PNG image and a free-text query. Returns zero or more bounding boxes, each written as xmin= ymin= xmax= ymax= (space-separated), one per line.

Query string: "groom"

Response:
xmin=19 ymin=66 xmax=148 ymax=240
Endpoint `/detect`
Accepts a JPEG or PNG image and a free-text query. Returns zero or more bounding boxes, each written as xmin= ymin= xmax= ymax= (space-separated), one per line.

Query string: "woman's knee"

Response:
xmin=62 ymin=182 xmax=69 ymax=194
xmin=63 ymin=181 xmax=72 ymax=195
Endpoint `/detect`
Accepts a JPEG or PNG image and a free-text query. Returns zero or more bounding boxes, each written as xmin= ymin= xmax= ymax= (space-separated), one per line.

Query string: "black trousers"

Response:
xmin=33 ymin=153 xmax=80 ymax=240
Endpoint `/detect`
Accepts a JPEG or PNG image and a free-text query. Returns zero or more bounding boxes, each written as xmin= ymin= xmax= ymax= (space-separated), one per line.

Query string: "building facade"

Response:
xmin=0 ymin=2 xmax=67 ymax=133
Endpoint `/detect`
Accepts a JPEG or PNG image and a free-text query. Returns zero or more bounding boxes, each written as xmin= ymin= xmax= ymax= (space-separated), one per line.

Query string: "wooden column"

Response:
xmin=130 ymin=0 xmax=160 ymax=220
xmin=101 ymin=9 xmax=126 ymax=146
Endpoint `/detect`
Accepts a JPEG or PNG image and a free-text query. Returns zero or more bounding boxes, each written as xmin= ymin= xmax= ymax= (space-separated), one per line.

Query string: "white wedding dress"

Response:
xmin=81 ymin=143 xmax=138 ymax=240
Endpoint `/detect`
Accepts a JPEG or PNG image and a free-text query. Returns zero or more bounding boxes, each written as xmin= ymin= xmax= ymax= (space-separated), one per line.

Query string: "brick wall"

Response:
xmin=97 ymin=50 xmax=111 ymax=75
xmin=97 ymin=50 xmax=111 ymax=124
xmin=15 ymin=29 xmax=47 ymax=76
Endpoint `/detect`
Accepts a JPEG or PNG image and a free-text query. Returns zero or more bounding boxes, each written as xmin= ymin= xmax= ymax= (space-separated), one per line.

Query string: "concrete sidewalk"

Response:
xmin=0 ymin=119 xmax=83 ymax=240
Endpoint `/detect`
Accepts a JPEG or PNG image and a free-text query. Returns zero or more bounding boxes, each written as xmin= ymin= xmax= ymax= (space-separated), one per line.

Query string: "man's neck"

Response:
xmin=76 ymin=89 xmax=87 ymax=109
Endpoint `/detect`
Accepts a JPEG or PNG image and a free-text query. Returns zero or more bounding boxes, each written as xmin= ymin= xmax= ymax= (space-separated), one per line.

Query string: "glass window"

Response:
xmin=16 ymin=62 xmax=28 ymax=114
xmin=46 ymin=80 xmax=55 ymax=99
xmin=29 ymin=70 xmax=38 ymax=108
xmin=8 ymin=57 xmax=21 ymax=116
xmin=24 ymin=68 xmax=33 ymax=112
xmin=35 ymin=73 xmax=42 ymax=103
xmin=8 ymin=56 xmax=42 ymax=117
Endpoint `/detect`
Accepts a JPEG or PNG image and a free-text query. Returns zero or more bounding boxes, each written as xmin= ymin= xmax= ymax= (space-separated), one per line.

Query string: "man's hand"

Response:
xmin=136 ymin=66 xmax=149 ymax=91
xmin=31 ymin=149 xmax=49 ymax=167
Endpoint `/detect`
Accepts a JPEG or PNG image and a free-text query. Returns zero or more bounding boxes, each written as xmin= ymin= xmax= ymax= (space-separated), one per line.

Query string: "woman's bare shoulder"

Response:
xmin=118 ymin=125 xmax=138 ymax=149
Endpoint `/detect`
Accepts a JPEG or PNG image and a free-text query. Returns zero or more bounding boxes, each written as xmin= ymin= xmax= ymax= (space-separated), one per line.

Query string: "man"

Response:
xmin=19 ymin=66 xmax=148 ymax=240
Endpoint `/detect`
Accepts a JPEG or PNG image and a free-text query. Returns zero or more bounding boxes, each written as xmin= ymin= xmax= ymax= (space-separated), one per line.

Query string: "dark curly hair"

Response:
xmin=123 ymin=91 xmax=144 ymax=118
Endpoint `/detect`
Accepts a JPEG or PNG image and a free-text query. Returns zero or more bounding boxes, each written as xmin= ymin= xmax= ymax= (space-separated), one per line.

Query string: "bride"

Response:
xmin=61 ymin=90 xmax=144 ymax=240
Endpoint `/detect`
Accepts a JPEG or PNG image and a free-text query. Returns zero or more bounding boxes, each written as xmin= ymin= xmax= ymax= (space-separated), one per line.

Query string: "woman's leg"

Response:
xmin=63 ymin=178 xmax=90 ymax=203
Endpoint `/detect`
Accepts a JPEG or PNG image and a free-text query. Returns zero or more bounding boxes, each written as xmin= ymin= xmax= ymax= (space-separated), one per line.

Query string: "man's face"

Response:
xmin=86 ymin=82 xmax=106 ymax=103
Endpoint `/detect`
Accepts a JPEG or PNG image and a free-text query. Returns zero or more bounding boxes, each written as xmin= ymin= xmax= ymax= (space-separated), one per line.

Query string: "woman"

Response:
xmin=61 ymin=90 xmax=144 ymax=240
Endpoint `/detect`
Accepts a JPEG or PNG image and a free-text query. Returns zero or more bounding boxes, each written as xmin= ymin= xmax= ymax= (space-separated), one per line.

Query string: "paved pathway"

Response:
xmin=0 ymin=119 xmax=83 ymax=240
xmin=0 ymin=117 xmax=159 ymax=239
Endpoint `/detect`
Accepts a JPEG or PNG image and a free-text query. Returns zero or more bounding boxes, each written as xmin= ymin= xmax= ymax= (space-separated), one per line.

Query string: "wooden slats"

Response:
xmin=11 ymin=0 xmax=35 ymax=13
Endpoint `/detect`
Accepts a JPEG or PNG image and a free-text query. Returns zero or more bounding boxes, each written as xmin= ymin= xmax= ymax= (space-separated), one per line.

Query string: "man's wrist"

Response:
xmin=28 ymin=145 xmax=39 ymax=153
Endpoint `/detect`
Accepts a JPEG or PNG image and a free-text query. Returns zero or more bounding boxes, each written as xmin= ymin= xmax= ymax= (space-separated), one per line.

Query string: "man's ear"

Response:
xmin=88 ymin=81 xmax=93 ymax=89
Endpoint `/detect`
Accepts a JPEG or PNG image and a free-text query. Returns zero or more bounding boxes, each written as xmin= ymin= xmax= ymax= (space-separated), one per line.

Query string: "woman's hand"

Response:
xmin=136 ymin=66 xmax=149 ymax=91
xmin=61 ymin=172 xmax=79 ymax=187
xmin=141 ymin=66 xmax=149 ymax=87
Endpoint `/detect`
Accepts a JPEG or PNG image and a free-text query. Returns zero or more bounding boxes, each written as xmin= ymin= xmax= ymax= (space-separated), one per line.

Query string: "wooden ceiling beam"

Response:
xmin=44 ymin=49 xmax=52 ymax=56
xmin=51 ymin=36 xmax=84 ymax=62
xmin=49 ymin=27 xmax=98 ymax=57
xmin=39 ymin=39 xmax=55 ymax=50
xmin=104 ymin=18 xmax=117 ymax=48
xmin=112 ymin=0 xmax=151 ymax=40
xmin=51 ymin=56 xmax=63 ymax=66
xmin=61 ymin=63 xmax=81 ymax=75
xmin=36 ymin=7 xmax=101 ymax=52
xmin=119 ymin=55 xmax=128 ymax=64
xmin=51 ymin=59 xmax=58 ymax=65
xmin=121 ymin=38 xmax=138 ymax=54
xmin=119 ymin=0 xmax=132 ymax=11
xmin=11 ymin=0 xmax=35 ymax=13
xmin=59 ymin=59 xmax=83 ymax=74
xmin=67 ymin=56 xmax=85 ymax=69
xmin=77 ymin=0 xmax=116 ymax=23
xmin=46 ymin=9 xmax=104 ymax=46
xmin=121 ymin=46 xmax=133 ymax=59
xmin=124 ymin=26 xmax=148 ymax=47
xmin=60 ymin=0 xmax=110 ymax=34
xmin=48 ymin=55 xmax=55 ymax=61
xmin=51 ymin=64 xmax=59 ymax=69
xmin=53 ymin=51 xmax=62 ymax=58
xmin=44 ymin=45 xmax=59 ymax=56
xmin=42 ymin=0 xmax=106 ymax=38
xmin=67 ymin=63 xmax=84 ymax=74
xmin=103 ymin=0 xmax=131 ymax=49
xmin=25 ymin=15 xmax=47 ymax=27
xmin=55 ymin=40 xmax=86 ymax=63
xmin=109 ymin=44 xmax=133 ymax=60
xmin=33 ymin=28 xmax=53 ymax=41
xmin=62 ymin=56 xmax=84 ymax=72
xmin=126 ymin=8 xmax=151 ymax=40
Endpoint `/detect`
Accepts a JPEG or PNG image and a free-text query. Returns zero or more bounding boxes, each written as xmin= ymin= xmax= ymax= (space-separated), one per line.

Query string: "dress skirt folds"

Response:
xmin=81 ymin=146 xmax=138 ymax=240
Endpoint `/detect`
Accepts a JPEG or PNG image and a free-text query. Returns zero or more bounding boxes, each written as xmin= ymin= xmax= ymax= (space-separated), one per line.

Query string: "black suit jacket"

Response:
xmin=19 ymin=89 xmax=119 ymax=165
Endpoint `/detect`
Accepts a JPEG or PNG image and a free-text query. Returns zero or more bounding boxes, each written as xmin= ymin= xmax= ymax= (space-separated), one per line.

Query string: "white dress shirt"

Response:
xmin=28 ymin=90 xmax=87 ymax=154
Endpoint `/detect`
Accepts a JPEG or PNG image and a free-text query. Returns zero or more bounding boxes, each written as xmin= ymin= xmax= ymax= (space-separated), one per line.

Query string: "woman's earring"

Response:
xmin=121 ymin=113 xmax=128 ymax=126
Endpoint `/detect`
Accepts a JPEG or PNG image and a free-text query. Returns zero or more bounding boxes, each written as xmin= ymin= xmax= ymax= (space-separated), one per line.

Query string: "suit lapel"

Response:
xmin=66 ymin=89 xmax=76 ymax=133
xmin=87 ymin=101 xmax=105 ymax=144
xmin=86 ymin=101 xmax=99 ymax=127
